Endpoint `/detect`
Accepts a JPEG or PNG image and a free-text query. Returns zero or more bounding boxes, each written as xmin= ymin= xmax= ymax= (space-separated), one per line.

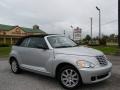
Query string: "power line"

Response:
xmin=84 ymin=19 xmax=118 ymax=31
xmin=102 ymin=19 xmax=118 ymax=26
xmin=82 ymin=19 xmax=118 ymax=35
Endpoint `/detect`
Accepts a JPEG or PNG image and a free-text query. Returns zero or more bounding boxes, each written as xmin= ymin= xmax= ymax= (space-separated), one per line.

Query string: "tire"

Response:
xmin=10 ymin=58 xmax=21 ymax=74
xmin=57 ymin=65 xmax=82 ymax=89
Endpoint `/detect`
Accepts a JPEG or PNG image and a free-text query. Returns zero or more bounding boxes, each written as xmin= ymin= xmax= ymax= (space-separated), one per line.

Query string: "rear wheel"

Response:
xmin=57 ymin=65 xmax=81 ymax=89
xmin=10 ymin=58 xmax=21 ymax=74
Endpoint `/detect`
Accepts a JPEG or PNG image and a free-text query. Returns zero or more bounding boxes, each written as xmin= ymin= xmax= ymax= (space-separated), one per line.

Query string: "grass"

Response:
xmin=91 ymin=45 xmax=119 ymax=55
xmin=0 ymin=47 xmax=11 ymax=58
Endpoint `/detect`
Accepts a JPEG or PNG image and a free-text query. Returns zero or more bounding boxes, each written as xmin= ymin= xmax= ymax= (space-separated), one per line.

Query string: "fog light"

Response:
xmin=91 ymin=76 xmax=96 ymax=81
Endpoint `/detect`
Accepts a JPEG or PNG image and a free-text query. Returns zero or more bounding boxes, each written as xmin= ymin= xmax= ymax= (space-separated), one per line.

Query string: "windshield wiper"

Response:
xmin=55 ymin=46 xmax=72 ymax=48
xmin=72 ymin=44 xmax=79 ymax=47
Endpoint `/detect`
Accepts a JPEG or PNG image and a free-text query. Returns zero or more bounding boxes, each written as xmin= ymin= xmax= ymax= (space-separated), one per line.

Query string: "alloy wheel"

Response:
xmin=61 ymin=69 xmax=79 ymax=88
xmin=11 ymin=61 xmax=18 ymax=72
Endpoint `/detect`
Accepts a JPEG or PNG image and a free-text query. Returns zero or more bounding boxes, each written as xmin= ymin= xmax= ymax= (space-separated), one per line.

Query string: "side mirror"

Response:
xmin=36 ymin=45 xmax=48 ymax=50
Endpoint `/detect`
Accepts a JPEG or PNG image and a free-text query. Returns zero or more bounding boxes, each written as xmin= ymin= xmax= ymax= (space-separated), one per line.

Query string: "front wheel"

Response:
xmin=57 ymin=65 xmax=82 ymax=89
xmin=10 ymin=59 xmax=21 ymax=74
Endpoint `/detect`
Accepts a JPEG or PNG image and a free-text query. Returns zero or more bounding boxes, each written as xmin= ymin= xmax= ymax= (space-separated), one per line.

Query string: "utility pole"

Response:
xmin=90 ymin=17 xmax=93 ymax=39
xmin=118 ymin=0 xmax=120 ymax=47
xmin=96 ymin=6 xmax=101 ymax=39
xmin=64 ymin=30 xmax=65 ymax=36
xmin=70 ymin=26 xmax=74 ymax=40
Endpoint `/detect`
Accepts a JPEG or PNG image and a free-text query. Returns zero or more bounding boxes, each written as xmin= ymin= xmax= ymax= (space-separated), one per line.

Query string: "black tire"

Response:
xmin=10 ymin=58 xmax=22 ymax=74
xmin=57 ymin=65 xmax=82 ymax=89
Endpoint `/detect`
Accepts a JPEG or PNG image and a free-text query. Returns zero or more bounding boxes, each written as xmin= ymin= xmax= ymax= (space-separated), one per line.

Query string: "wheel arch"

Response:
xmin=55 ymin=62 xmax=82 ymax=82
xmin=9 ymin=56 xmax=17 ymax=65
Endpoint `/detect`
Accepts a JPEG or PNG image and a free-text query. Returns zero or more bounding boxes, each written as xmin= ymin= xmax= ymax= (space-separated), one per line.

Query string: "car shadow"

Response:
xmin=20 ymin=70 xmax=111 ymax=90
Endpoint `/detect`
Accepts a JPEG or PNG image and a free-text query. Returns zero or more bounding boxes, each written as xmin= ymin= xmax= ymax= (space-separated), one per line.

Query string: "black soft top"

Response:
xmin=15 ymin=34 xmax=58 ymax=46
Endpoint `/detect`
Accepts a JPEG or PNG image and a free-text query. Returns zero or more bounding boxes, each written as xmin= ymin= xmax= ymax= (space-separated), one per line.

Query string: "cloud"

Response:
xmin=0 ymin=1 xmax=9 ymax=8
xmin=0 ymin=0 xmax=118 ymax=37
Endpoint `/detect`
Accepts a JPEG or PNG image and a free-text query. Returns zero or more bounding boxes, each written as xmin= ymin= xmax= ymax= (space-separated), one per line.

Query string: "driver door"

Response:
xmin=21 ymin=37 xmax=51 ymax=72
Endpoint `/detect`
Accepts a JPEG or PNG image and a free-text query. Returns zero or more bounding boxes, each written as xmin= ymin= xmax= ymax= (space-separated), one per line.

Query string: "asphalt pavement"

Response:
xmin=0 ymin=55 xmax=120 ymax=90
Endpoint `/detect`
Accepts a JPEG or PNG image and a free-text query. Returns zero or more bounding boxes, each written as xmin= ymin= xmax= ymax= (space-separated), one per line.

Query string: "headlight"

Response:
xmin=76 ymin=60 xmax=95 ymax=68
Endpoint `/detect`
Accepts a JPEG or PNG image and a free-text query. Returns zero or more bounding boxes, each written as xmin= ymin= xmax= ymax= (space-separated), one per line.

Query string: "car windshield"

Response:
xmin=47 ymin=36 xmax=77 ymax=48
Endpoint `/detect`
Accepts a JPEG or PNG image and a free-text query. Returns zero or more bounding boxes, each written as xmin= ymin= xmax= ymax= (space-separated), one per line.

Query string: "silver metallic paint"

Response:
xmin=9 ymin=35 xmax=112 ymax=83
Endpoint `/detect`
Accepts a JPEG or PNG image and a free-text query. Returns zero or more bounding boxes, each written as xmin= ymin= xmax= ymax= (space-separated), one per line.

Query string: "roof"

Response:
xmin=21 ymin=27 xmax=45 ymax=33
xmin=0 ymin=24 xmax=45 ymax=33
xmin=21 ymin=34 xmax=58 ymax=38
xmin=0 ymin=24 xmax=15 ymax=31
xmin=15 ymin=34 xmax=57 ymax=46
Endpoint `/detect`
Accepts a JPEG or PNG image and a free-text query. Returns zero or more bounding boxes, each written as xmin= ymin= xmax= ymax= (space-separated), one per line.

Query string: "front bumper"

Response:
xmin=79 ymin=62 xmax=112 ymax=84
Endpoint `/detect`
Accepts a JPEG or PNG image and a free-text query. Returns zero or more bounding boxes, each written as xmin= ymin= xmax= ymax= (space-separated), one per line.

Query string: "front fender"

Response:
xmin=52 ymin=54 xmax=83 ymax=77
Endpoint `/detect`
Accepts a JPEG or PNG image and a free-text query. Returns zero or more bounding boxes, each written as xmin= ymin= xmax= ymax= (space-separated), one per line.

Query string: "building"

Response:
xmin=0 ymin=24 xmax=46 ymax=45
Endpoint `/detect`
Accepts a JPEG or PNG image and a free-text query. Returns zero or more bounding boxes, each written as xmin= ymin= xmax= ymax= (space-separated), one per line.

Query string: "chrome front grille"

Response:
xmin=96 ymin=55 xmax=108 ymax=66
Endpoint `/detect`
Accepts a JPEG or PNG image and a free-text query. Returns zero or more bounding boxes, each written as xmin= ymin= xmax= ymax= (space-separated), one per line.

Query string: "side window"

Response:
xmin=28 ymin=37 xmax=48 ymax=48
xmin=20 ymin=38 xmax=29 ymax=47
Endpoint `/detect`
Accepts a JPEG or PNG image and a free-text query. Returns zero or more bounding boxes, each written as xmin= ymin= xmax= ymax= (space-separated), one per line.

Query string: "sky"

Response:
xmin=0 ymin=0 xmax=118 ymax=38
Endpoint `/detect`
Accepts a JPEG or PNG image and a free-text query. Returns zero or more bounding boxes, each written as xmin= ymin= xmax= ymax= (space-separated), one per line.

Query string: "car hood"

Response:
xmin=54 ymin=46 xmax=103 ymax=57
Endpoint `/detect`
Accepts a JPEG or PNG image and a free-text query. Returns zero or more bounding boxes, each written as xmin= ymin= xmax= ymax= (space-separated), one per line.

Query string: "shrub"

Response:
xmin=0 ymin=44 xmax=10 ymax=47
xmin=99 ymin=38 xmax=107 ymax=46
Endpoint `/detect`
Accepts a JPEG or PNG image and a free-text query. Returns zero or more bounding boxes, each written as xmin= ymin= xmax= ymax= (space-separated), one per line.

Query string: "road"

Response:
xmin=0 ymin=55 xmax=120 ymax=90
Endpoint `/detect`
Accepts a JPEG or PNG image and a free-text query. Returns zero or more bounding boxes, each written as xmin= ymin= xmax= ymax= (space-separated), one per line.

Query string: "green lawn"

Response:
xmin=0 ymin=47 xmax=11 ymax=58
xmin=91 ymin=46 xmax=119 ymax=55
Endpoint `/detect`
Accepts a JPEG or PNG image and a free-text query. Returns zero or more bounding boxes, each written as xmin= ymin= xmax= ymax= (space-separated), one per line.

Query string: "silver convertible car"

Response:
xmin=9 ymin=34 xmax=112 ymax=89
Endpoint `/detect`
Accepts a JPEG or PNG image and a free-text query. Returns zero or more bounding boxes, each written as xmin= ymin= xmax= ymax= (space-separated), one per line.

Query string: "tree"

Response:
xmin=110 ymin=34 xmax=115 ymax=38
xmin=84 ymin=35 xmax=91 ymax=41
xmin=99 ymin=35 xmax=107 ymax=45
xmin=109 ymin=34 xmax=116 ymax=42
xmin=102 ymin=35 xmax=109 ymax=41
